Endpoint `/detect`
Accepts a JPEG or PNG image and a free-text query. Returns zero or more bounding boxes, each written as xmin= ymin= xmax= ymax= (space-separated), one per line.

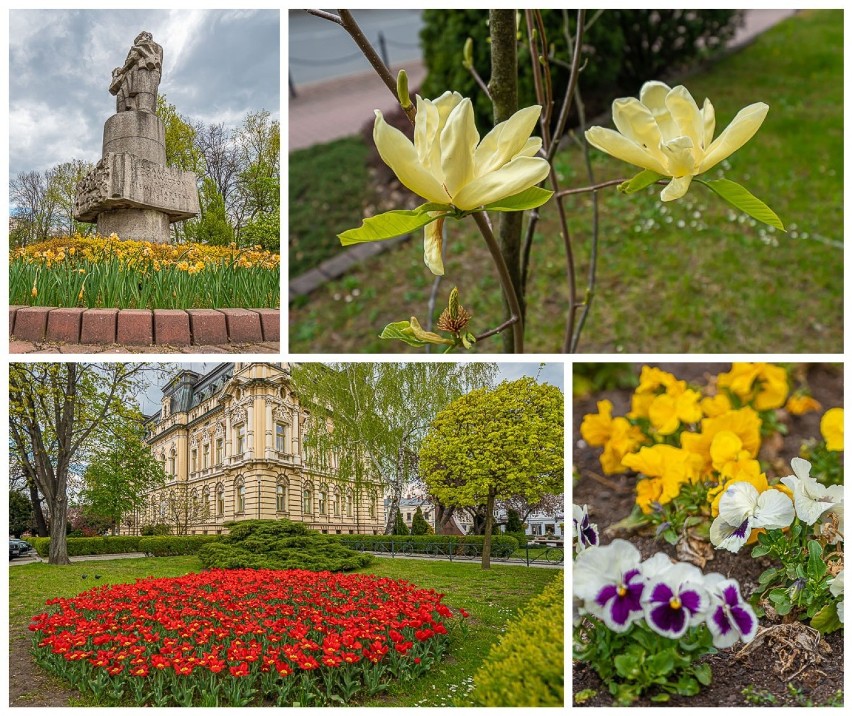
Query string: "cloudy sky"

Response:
xmin=9 ymin=9 xmax=280 ymax=178
xmin=138 ymin=361 xmax=564 ymax=414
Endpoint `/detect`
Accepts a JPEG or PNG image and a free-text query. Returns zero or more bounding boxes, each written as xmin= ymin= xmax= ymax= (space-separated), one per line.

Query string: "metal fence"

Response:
xmin=348 ymin=538 xmax=564 ymax=567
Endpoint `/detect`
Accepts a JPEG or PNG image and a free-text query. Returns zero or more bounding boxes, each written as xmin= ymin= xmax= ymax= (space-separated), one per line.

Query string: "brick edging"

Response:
xmin=10 ymin=306 xmax=280 ymax=346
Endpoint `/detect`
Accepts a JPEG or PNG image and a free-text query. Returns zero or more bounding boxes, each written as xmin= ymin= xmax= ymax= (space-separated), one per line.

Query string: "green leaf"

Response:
xmin=618 ymin=169 xmax=664 ymax=194
xmin=751 ymin=544 xmax=770 ymax=558
xmin=482 ymin=186 xmax=553 ymax=212
xmin=647 ymin=650 xmax=675 ymax=676
xmin=693 ymin=663 xmax=712 ymax=686
xmin=614 ymin=654 xmax=642 ymax=679
xmin=807 ymin=540 xmax=827 ymax=580
xmin=378 ymin=321 xmax=427 ymax=348
xmin=338 ymin=208 xmax=446 ymax=245
xmin=810 ymin=603 xmax=843 ymax=634
xmin=696 ymin=178 xmax=785 ymax=231
xmin=650 ymin=693 xmax=671 ymax=702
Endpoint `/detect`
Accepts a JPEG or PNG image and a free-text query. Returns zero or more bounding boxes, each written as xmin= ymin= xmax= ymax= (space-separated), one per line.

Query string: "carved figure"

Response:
xmin=109 ymin=31 xmax=163 ymax=113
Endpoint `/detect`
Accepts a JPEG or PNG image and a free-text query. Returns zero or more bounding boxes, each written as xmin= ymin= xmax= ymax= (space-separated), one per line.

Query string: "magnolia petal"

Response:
xmin=373 ymin=111 xmax=448 ymax=204
xmin=639 ymin=80 xmax=678 ymax=141
xmin=665 ymin=85 xmax=705 ymax=152
xmin=440 ymin=98 xmax=479 ymax=198
xmin=660 ymin=175 xmax=693 ymax=202
xmin=585 ymin=126 xmax=668 ymax=175
xmin=753 ymin=489 xmax=796 ymax=529
xmin=612 ymin=98 xmax=667 ymax=167
xmin=660 ymin=135 xmax=696 ymax=178
xmin=414 ymin=95 xmax=442 ymax=174
xmin=431 ymin=90 xmax=464 ymax=127
xmin=515 ymin=136 xmax=543 ymax=158
xmin=699 ymin=102 xmax=769 ymax=172
xmin=475 ymin=104 xmax=542 ymax=176
xmin=452 ymin=155 xmax=550 ymax=211
xmin=423 ymin=214 xmax=445 ymax=275
xmin=701 ymin=97 xmax=716 ymax=151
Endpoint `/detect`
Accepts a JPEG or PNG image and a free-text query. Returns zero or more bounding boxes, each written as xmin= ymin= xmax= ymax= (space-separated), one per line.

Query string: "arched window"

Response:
xmin=191 ymin=488 xmax=199 ymax=518
xmin=303 ymin=483 xmax=313 ymax=516
xmin=333 ymin=488 xmax=341 ymax=517
xmin=276 ymin=479 xmax=288 ymax=512
xmin=235 ymin=478 xmax=246 ymax=513
xmin=346 ymin=489 xmax=353 ymax=518
xmin=216 ymin=484 xmax=225 ymax=516
xmin=202 ymin=486 xmax=211 ymax=516
xmin=168 ymin=448 xmax=176 ymax=476
xmin=236 ymin=424 xmax=247 ymax=454
xmin=276 ymin=422 xmax=287 ymax=453
xmin=318 ymin=486 xmax=327 ymax=515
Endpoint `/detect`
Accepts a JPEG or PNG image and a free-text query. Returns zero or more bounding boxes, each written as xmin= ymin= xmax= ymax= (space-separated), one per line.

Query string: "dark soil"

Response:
xmin=572 ymin=363 xmax=844 ymax=707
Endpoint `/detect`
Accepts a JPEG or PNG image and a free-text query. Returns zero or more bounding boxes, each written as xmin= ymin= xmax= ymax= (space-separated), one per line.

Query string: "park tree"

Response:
xmin=411 ymin=505 xmax=432 ymax=535
xmin=162 ymin=484 xmax=211 ymax=536
xmin=81 ymin=427 xmax=167 ymax=535
xmin=48 ymin=159 xmax=96 ymax=237
xmin=292 ymin=362 xmax=496 ymax=534
xmin=419 ymin=377 xmax=564 ymax=568
xmin=392 ymin=510 xmax=410 ymax=536
xmin=9 ymin=363 xmax=153 ymax=564
xmin=9 ymin=489 xmax=34 ymax=538
xmin=10 ymin=169 xmax=58 ymax=246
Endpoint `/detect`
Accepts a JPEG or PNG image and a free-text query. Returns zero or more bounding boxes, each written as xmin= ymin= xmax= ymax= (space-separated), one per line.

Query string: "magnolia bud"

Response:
xmin=463 ymin=38 xmax=473 ymax=69
xmin=396 ymin=70 xmax=412 ymax=110
xmin=449 ymin=286 xmax=460 ymax=320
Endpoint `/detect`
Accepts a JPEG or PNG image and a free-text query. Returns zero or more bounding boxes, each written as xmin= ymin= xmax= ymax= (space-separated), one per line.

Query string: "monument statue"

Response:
xmin=109 ymin=31 xmax=163 ymax=114
xmin=74 ymin=32 xmax=199 ymax=243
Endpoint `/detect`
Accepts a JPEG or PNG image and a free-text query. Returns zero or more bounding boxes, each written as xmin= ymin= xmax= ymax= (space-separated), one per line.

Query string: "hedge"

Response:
xmin=333 ymin=533 xmax=519 ymax=558
xmin=138 ymin=535 xmax=221 ymax=556
xmin=470 ymin=574 xmax=564 ymax=706
xmin=26 ymin=536 xmax=142 ymax=558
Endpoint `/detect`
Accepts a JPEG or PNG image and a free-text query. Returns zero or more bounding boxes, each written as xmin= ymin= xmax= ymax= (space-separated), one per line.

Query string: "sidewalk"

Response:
xmin=288 ymin=10 xmax=795 ymax=153
xmin=9 ymin=340 xmax=279 ymax=354
xmin=9 ymin=552 xmax=148 ymax=566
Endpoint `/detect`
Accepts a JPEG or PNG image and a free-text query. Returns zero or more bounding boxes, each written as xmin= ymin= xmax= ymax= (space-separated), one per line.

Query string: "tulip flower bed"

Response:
xmin=10 ymin=235 xmax=280 ymax=310
xmin=28 ymin=568 xmax=465 ymax=707
xmin=573 ymin=363 xmax=844 ymax=707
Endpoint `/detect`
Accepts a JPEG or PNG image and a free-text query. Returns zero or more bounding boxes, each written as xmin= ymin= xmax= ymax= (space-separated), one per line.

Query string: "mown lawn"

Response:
xmin=289 ymin=10 xmax=842 ymax=353
xmin=10 ymin=556 xmax=560 ymax=707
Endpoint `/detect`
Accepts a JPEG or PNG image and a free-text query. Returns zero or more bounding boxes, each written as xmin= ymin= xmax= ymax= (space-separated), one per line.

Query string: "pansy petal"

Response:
xmin=708 ymin=605 xmax=739 ymax=648
xmin=585 ymin=126 xmax=668 ymax=175
xmin=699 ymin=102 xmax=769 ymax=172
xmin=730 ymin=604 xmax=758 ymax=642
xmin=451 ymin=156 xmax=550 ymax=210
xmin=718 ymin=481 xmax=760 ymax=525
xmin=753 ymin=488 xmax=795 ymax=529
xmin=709 ymin=514 xmax=751 ymax=552
xmin=373 ymin=111 xmax=448 ymax=204
xmin=440 ymin=98 xmax=479 ymax=198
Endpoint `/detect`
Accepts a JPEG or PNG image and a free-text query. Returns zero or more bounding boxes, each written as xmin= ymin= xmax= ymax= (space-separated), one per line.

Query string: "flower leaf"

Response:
xmin=338 ymin=209 xmax=447 ymax=246
xmin=810 ymin=603 xmax=842 ymax=634
xmin=379 ymin=320 xmax=428 ymax=348
xmin=696 ymin=178 xmax=785 ymax=231
xmin=482 ymin=186 xmax=553 ymax=212
xmin=618 ymin=170 xmax=664 ymax=194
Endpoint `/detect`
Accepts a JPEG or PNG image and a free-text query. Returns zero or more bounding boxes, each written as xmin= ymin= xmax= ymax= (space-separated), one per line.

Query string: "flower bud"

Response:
xmin=462 ymin=38 xmax=473 ymax=69
xmin=396 ymin=70 xmax=412 ymax=110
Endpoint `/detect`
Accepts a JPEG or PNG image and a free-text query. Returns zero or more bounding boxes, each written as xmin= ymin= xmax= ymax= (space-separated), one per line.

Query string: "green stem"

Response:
xmin=471 ymin=212 xmax=524 ymax=353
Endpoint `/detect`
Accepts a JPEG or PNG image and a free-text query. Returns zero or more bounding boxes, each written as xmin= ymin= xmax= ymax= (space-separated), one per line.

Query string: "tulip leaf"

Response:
xmin=482 ymin=186 xmax=553 ymax=212
xmin=618 ymin=170 xmax=664 ymax=194
xmin=696 ymin=178 xmax=786 ymax=231
xmin=379 ymin=320 xmax=428 ymax=348
xmin=338 ymin=209 xmax=447 ymax=246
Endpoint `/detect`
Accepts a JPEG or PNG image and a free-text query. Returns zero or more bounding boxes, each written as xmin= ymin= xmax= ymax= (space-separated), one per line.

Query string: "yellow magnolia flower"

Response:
xmin=585 ymin=81 xmax=768 ymax=201
xmin=821 ymin=407 xmax=844 ymax=452
xmin=373 ymin=91 xmax=550 ymax=274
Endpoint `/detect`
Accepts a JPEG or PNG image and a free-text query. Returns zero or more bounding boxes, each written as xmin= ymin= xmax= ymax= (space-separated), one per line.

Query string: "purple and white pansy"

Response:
xmin=703 ymin=573 xmax=758 ymax=648
xmin=572 ymin=503 xmax=600 ymax=553
xmin=641 ymin=558 xmax=709 ymax=638
xmin=780 ymin=457 xmax=844 ymax=527
xmin=709 ymin=482 xmax=795 ymax=553
xmin=574 ymin=539 xmax=646 ymax=632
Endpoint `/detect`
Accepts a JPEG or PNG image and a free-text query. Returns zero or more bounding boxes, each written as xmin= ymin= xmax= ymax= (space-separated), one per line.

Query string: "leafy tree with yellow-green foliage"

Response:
xmin=419 ymin=377 xmax=563 ymax=568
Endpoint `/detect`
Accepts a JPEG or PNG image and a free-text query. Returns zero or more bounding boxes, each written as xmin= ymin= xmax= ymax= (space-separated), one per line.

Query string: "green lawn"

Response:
xmin=289 ymin=10 xmax=842 ymax=353
xmin=11 ymin=556 xmax=561 ymax=707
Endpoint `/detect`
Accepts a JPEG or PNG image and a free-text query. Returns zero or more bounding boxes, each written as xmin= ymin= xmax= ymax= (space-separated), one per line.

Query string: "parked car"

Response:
xmin=9 ymin=538 xmax=32 ymax=559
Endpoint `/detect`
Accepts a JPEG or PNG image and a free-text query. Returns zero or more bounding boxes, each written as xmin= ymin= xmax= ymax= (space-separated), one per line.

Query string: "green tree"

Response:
xmin=157 ymin=95 xmax=204 ymax=174
xmin=9 ymin=490 xmax=33 ymax=538
xmin=505 ymin=508 xmax=524 ymax=533
xmin=292 ymin=363 xmax=497 ymax=534
xmin=419 ymin=377 xmax=563 ymax=568
xmin=47 ymin=159 xmax=96 ymax=237
xmin=9 ymin=363 xmax=153 ymax=564
xmin=81 ymin=428 xmax=167 ymax=535
xmin=411 ymin=505 xmax=431 ymax=535
xmin=184 ymin=177 xmax=234 ymax=245
xmin=392 ymin=510 xmax=410 ymax=536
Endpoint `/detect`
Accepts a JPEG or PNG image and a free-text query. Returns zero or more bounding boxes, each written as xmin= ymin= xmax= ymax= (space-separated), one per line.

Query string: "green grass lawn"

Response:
xmin=289 ymin=10 xmax=842 ymax=353
xmin=10 ymin=556 xmax=561 ymax=707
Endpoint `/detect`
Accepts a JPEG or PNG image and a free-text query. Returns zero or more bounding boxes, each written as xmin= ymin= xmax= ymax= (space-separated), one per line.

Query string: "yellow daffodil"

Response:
xmin=821 ymin=407 xmax=844 ymax=452
xmin=373 ymin=92 xmax=550 ymax=274
xmin=585 ymin=81 xmax=768 ymax=201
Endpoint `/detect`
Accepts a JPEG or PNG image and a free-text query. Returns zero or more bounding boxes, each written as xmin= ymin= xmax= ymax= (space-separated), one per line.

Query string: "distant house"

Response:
xmin=384 ymin=496 xmax=469 ymax=535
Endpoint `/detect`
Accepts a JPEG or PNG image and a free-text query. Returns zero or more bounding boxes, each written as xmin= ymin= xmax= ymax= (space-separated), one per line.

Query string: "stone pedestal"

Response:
xmin=103 ymin=111 xmax=166 ymax=165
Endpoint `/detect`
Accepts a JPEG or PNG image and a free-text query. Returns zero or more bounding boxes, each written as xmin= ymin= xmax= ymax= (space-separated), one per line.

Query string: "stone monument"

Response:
xmin=74 ymin=31 xmax=199 ymax=243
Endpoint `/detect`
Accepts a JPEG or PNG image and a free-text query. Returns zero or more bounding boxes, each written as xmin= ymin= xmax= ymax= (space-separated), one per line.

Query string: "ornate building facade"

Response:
xmin=132 ymin=362 xmax=385 ymax=535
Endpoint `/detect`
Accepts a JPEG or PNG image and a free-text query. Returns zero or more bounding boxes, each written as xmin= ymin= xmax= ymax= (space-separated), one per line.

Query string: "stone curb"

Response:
xmin=10 ymin=306 xmax=280 ymax=346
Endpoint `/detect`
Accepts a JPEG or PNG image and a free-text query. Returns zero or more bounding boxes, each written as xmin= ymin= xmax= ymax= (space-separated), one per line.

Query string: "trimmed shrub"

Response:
xmin=140 ymin=523 xmax=172 ymax=536
xmin=392 ymin=511 xmax=410 ymax=535
xmin=333 ymin=533 xmax=519 ymax=558
xmin=138 ymin=535 xmax=220 ymax=556
xmin=505 ymin=531 xmax=531 ymax=549
xmin=197 ymin=519 xmax=373 ymax=572
xmin=470 ymin=574 xmax=564 ymax=706
xmin=26 ymin=536 xmax=142 ymax=558
xmin=411 ymin=506 xmax=432 ymax=535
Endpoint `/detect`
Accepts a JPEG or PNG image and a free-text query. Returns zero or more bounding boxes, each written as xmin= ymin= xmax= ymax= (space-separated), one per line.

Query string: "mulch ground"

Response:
xmin=572 ymin=363 xmax=844 ymax=707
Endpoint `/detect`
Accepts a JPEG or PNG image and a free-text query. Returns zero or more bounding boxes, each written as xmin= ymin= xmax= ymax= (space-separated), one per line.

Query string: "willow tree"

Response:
xmin=291 ymin=362 xmax=496 ymax=533
xmin=420 ymin=377 xmax=564 ymax=568
xmin=9 ymin=363 xmax=152 ymax=564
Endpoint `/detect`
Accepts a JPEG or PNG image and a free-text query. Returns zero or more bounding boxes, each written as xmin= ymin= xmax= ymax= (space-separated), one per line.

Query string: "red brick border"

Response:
xmin=9 ymin=308 xmax=280 ymax=347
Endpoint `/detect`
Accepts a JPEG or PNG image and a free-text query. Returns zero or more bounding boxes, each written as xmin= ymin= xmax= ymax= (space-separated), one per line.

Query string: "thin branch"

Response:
xmin=474 ymin=316 xmax=519 ymax=342
xmin=546 ymin=9 xmax=586 ymax=164
xmin=466 ymin=64 xmax=492 ymax=101
xmin=556 ymin=178 xmax=628 ymax=197
xmin=471 ymin=212 xmax=524 ymax=353
xmin=305 ymin=9 xmax=342 ymax=25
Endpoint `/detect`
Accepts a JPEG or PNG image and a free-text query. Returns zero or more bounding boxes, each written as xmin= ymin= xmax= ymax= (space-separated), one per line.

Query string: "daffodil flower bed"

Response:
xmin=28 ymin=568 xmax=466 ymax=707
xmin=10 ymin=235 xmax=280 ymax=310
xmin=580 ymin=363 xmax=843 ymax=545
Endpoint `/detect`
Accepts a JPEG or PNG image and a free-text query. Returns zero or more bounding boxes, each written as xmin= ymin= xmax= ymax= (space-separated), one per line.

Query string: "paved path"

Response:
xmin=9 ymin=552 xmax=148 ymax=566
xmin=9 ymin=341 xmax=280 ymax=354
xmin=288 ymin=9 xmax=796 ymax=153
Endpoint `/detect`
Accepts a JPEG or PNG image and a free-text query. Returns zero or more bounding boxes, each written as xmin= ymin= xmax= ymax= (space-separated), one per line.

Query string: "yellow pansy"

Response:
xmin=681 ymin=407 xmax=762 ymax=472
xmin=700 ymin=392 xmax=732 ymax=418
xmin=717 ymin=362 xmax=789 ymax=410
xmin=623 ymin=444 xmax=702 ymax=512
xmin=648 ymin=388 xmax=702 ymax=435
xmin=580 ymin=400 xmax=616 ymax=447
xmin=821 ymin=407 xmax=844 ymax=452
xmin=785 ymin=394 xmax=822 ymax=416
xmin=600 ymin=418 xmax=647 ymax=475
xmin=586 ymin=81 xmax=768 ymax=201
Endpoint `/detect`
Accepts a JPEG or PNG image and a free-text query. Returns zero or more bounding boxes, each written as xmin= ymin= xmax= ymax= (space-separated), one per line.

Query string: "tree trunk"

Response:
xmin=28 ymin=481 xmax=49 ymax=537
xmin=489 ymin=10 xmax=524 ymax=352
xmin=48 ymin=495 xmax=70 ymax=565
xmin=481 ymin=487 xmax=497 ymax=570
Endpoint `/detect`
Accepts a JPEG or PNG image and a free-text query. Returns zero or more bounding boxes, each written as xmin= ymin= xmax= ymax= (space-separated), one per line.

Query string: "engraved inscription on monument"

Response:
xmin=74 ymin=31 xmax=199 ymax=243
